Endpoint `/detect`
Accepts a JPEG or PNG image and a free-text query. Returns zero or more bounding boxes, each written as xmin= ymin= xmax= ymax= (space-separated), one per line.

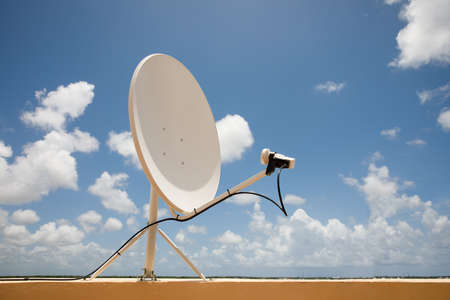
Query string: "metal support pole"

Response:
xmin=142 ymin=185 xmax=159 ymax=279
xmin=158 ymin=228 xmax=207 ymax=281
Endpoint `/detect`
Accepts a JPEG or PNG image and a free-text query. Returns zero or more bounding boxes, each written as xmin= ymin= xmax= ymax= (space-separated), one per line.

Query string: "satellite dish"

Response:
xmin=129 ymin=54 xmax=221 ymax=214
xmin=88 ymin=54 xmax=295 ymax=280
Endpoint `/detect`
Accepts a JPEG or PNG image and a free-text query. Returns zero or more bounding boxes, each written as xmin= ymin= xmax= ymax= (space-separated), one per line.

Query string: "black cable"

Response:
xmin=1 ymin=166 xmax=288 ymax=282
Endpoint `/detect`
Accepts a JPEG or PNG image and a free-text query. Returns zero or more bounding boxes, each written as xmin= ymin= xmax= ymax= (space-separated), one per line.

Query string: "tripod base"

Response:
xmin=140 ymin=270 xmax=157 ymax=281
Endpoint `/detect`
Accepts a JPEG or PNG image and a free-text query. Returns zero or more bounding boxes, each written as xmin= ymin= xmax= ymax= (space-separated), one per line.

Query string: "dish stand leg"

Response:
xmin=141 ymin=185 xmax=159 ymax=280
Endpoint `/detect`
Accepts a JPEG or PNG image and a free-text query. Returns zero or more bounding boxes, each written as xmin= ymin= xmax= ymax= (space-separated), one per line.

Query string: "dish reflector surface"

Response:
xmin=129 ymin=54 xmax=221 ymax=214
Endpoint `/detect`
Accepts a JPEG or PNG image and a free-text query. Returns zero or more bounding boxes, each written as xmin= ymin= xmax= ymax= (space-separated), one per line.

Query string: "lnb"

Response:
xmin=260 ymin=148 xmax=295 ymax=176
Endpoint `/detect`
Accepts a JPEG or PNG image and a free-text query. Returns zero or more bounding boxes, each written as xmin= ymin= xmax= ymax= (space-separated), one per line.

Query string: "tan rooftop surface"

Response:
xmin=1 ymin=278 xmax=450 ymax=300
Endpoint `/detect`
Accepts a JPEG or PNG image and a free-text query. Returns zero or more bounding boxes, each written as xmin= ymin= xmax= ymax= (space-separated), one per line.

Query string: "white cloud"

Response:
xmin=385 ymin=0 xmax=403 ymax=5
xmin=437 ymin=109 xmax=450 ymax=131
xmin=284 ymin=194 xmax=306 ymax=205
xmin=227 ymin=193 xmax=260 ymax=205
xmin=0 ymin=82 xmax=98 ymax=206
xmin=187 ymin=225 xmax=207 ymax=234
xmin=417 ymin=82 xmax=450 ymax=104
xmin=0 ymin=239 xmax=109 ymax=275
xmin=249 ymin=202 xmax=273 ymax=233
xmin=380 ymin=127 xmax=400 ymax=139
xmin=422 ymin=206 xmax=449 ymax=233
xmin=417 ymin=91 xmax=432 ymax=105
xmin=0 ymin=141 xmax=12 ymax=158
xmin=11 ymin=209 xmax=40 ymax=225
xmin=389 ymin=0 xmax=450 ymax=68
xmin=126 ymin=216 xmax=138 ymax=231
xmin=0 ymin=129 xmax=99 ymax=205
xmin=88 ymin=172 xmax=138 ymax=215
xmin=56 ymin=218 xmax=71 ymax=226
xmin=342 ymin=160 xmax=423 ymax=219
xmin=175 ymin=230 xmax=189 ymax=243
xmin=406 ymin=139 xmax=427 ymax=146
xmin=0 ymin=219 xmax=110 ymax=275
xmin=77 ymin=210 xmax=102 ymax=233
xmin=3 ymin=224 xmax=34 ymax=246
xmin=107 ymin=131 xmax=140 ymax=168
xmin=104 ymin=217 xmax=123 ymax=232
xmin=216 ymin=114 xmax=254 ymax=163
xmin=34 ymin=88 xmax=47 ymax=100
xmin=217 ymin=230 xmax=243 ymax=244
xmin=315 ymin=81 xmax=345 ymax=94
xmin=202 ymin=173 xmax=449 ymax=271
xmin=21 ymin=82 xmax=94 ymax=131
xmin=33 ymin=222 xmax=85 ymax=246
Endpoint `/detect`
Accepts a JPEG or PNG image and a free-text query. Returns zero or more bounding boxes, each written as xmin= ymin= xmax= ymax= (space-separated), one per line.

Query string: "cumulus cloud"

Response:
xmin=199 ymin=160 xmax=449 ymax=272
xmin=417 ymin=82 xmax=450 ymax=104
xmin=175 ymin=230 xmax=189 ymax=243
xmin=77 ymin=210 xmax=102 ymax=233
xmin=0 ymin=141 xmax=12 ymax=158
xmin=2 ymin=221 xmax=86 ymax=247
xmin=380 ymin=127 xmax=400 ymax=139
xmin=33 ymin=222 xmax=85 ymax=246
xmin=2 ymin=224 xmax=34 ymax=246
xmin=107 ymin=131 xmax=140 ymax=168
xmin=389 ymin=0 xmax=450 ymax=68
xmin=284 ymin=194 xmax=306 ymax=205
xmin=0 ymin=82 xmax=99 ymax=205
xmin=104 ymin=217 xmax=123 ymax=232
xmin=0 ymin=129 xmax=99 ymax=205
xmin=342 ymin=160 xmax=423 ymax=219
xmin=21 ymin=82 xmax=94 ymax=131
xmin=437 ymin=109 xmax=450 ymax=131
xmin=0 ymin=236 xmax=109 ymax=275
xmin=314 ymin=81 xmax=345 ymax=94
xmin=422 ymin=206 xmax=449 ymax=233
xmin=11 ymin=209 xmax=40 ymax=225
xmin=217 ymin=230 xmax=243 ymax=244
xmin=187 ymin=225 xmax=207 ymax=234
xmin=406 ymin=139 xmax=427 ymax=146
xmin=126 ymin=216 xmax=138 ymax=231
xmin=216 ymin=114 xmax=254 ymax=163
xmin=88 ymin=172 xmax=138 ymax=215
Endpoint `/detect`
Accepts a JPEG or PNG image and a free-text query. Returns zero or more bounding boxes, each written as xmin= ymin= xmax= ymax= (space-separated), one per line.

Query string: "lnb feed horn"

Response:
xmin=260 ymin=148 xmax=295 ymax=176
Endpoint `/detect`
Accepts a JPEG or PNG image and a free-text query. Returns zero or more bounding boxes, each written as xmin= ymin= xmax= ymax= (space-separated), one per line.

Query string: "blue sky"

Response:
xmin=0 ymin=0 xmax=449 ymax=277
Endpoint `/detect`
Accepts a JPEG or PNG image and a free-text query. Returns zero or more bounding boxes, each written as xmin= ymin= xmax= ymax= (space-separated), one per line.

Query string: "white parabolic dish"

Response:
xmin=129 ymin=54 xmax=221 ymax=214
